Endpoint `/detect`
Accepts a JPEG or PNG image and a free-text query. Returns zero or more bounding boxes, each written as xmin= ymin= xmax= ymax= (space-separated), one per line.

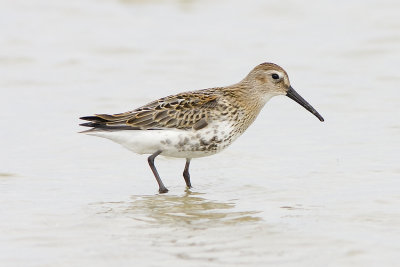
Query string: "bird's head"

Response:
xmin=245 ymin=62 xmax=324 ymax=122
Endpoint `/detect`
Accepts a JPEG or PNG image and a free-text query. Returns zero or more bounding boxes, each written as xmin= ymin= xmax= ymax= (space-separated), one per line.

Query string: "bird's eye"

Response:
xmin=271 ymin=73 xmax=280 ymax=80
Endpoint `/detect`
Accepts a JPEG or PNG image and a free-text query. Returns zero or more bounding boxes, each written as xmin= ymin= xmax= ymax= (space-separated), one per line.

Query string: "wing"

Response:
xmin=80 ymin=90 xmax=220 ymax=131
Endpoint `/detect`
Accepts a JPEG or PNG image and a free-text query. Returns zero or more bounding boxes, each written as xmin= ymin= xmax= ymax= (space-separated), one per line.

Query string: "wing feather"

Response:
xmin=80 ymin=90 xmax=220 ymax=131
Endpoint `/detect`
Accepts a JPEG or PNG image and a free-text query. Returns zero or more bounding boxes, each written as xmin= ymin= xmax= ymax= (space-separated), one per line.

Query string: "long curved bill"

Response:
xmin=286 ymin=86 xmax=324 ymax=122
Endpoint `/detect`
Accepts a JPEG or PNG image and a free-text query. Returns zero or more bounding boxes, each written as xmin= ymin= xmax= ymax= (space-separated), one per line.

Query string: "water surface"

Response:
xmin=1 ymin=0 xmax=399 ymax=266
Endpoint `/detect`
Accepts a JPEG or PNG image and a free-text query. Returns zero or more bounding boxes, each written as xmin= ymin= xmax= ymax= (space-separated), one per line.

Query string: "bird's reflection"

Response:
xmin=95 ymin=190 xmax=261 ymax=229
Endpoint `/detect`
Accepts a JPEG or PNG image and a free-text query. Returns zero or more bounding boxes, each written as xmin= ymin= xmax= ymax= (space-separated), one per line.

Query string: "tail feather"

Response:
xmin=79 ymin=115 xmax=141 ymax=132
xmin=79 ymin=122 xmax=103 ymax=128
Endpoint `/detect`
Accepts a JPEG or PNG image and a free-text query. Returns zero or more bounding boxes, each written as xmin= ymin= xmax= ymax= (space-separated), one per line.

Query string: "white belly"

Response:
xmin=85 ymin=121 xmax=237 ymax=158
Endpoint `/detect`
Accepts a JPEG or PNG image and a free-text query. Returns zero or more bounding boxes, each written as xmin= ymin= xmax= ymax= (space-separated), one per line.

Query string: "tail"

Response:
xmin=79 ymin=116 xmax=108 ymax=128
xmin=79 ymin=115 xmax=140 ymax=132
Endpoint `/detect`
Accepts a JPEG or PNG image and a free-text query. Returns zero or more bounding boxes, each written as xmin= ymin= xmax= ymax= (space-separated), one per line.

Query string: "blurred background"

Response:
xmin=0 ymin=0 xmax=399 ymax=266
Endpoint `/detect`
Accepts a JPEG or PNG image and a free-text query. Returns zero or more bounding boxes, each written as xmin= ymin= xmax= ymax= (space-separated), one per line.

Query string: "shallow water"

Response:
xmin=1 ymin=0 xmax=399 ymax=266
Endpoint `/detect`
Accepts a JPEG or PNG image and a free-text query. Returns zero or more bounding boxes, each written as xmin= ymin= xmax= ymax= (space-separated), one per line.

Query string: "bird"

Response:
xmin=80 ymin=62 xmax=324 ymax=193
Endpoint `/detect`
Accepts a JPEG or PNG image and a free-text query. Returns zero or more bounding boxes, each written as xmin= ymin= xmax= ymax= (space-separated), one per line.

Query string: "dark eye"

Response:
xmin=271 ymin=73 xmax=280 ymax=80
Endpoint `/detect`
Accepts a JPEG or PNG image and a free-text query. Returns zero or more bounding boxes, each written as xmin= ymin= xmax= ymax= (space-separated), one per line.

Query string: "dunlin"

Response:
xmin=80 ymin=62 xmax=324 ymax=193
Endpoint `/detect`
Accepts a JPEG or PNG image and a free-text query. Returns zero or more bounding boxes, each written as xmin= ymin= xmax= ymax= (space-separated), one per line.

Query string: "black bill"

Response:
xmin=286 ymin=86 xmax=324 ymax=122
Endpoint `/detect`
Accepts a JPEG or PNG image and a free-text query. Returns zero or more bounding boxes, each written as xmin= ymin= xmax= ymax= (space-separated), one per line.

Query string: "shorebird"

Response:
xmin=80 ymin=62 xmax=324 ymax=193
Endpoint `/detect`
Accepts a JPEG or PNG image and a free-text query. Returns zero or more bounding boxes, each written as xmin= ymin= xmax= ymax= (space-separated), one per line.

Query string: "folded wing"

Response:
xmin=80 ymin=90 xmax=219 ymax=131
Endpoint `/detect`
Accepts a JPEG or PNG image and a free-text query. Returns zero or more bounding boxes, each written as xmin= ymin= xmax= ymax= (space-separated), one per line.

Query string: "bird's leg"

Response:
xmin=183 ymin=158 xmax=192 ymax=188
xmin=147 ymin=150 xmax=168 ymax=193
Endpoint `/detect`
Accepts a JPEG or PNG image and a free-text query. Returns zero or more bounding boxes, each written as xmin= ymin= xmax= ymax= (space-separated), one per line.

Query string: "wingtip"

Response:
xmin=80 ymin=116 xmax=103 ymax=121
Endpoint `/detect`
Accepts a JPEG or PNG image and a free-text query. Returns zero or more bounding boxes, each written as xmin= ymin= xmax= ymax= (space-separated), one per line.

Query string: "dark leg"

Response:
xmin=147 ymin=150 xmax=168 ymax=193
xmin=183 ymin=158 xmax=192 ymax=188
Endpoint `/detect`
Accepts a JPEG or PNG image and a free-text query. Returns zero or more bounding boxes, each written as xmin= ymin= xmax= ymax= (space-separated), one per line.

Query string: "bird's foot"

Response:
xmin=158 ymin=187 xmax=169 ymax=194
